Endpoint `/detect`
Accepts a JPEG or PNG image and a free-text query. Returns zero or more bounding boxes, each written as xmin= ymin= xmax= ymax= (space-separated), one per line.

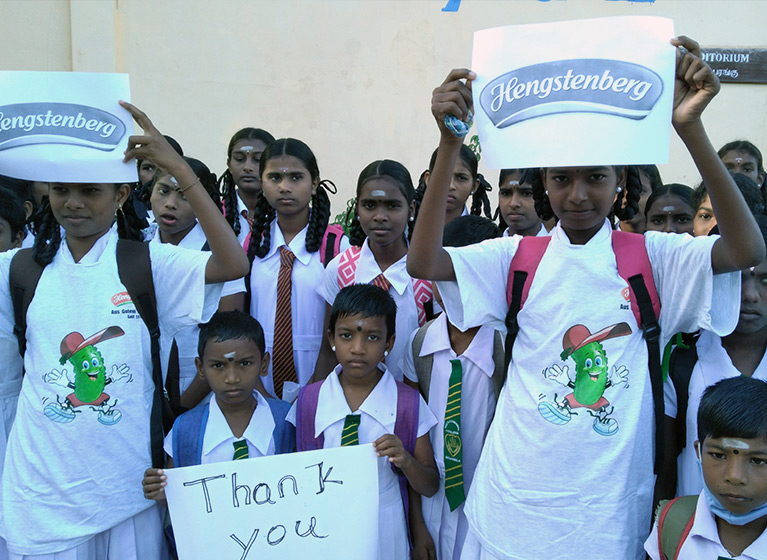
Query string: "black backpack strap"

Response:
xmin=668 ymin=333 xmax=700 ymax=455
xmin=323 ymin=231 xmax=337 ymax=267
xmin=115 ymin=239 xmax=167 ymax=469
xmin=9 ymin=249 xmax=44 ymax=359
xmin=503 ymin=270 xmax=528 ymax=374
xmin=627 ymin=274 xmax=664 ymax=475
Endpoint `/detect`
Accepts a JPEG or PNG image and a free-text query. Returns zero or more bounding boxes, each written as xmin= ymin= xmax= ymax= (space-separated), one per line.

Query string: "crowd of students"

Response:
xmin=0 ymin=36 xmax=764 ymax=560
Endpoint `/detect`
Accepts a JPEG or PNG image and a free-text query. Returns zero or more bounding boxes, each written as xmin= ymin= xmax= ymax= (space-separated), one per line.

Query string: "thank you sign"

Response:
xmin=472 ymin=17 xmax=675 ymax=168
xmin=164 ymin=444 xmax=379 ymax=560
xmin=0 ymin=72 xmax=136 ymax=183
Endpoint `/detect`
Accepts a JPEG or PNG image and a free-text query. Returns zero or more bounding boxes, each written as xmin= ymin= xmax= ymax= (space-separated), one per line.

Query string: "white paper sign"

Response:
xmin=164 ymin=444 xmax=379 ymax=560
xmin=0 ymin=71 xmax=137 ymax=183
xmin=471 ymin=17 xmax=676 ymax=168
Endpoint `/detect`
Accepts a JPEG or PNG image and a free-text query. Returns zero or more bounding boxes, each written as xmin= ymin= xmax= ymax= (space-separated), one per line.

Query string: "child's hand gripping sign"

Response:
xmin=471 ymin=16 xmax=676 ymax=169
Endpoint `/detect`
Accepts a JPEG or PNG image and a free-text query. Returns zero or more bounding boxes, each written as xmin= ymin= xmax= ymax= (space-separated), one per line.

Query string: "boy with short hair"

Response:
xmin=646 ymin=376 xmax=767 ymax=559
xmin=142 ymin=311 xmax=294 ymax=500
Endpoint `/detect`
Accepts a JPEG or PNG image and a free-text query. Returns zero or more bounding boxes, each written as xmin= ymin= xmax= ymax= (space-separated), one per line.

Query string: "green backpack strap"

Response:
xmin=411 ymin=319 xmax=438 ymax=402
xmin=656 ymin=495 xmax=698 ymax=560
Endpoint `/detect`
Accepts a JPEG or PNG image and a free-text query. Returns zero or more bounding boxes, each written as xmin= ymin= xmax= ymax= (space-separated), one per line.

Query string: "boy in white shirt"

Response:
xmin=646 ymin=376 xmax=767 ymax=559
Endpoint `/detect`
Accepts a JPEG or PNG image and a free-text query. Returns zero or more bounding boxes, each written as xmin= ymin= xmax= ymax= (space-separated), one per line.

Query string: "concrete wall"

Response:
xmin=2 ymin=0 xmax=766 ymax=209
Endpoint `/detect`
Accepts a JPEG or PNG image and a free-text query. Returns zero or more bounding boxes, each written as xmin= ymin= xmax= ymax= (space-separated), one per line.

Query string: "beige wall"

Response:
xmin=2 ymin=0 xmax=766 ymax=210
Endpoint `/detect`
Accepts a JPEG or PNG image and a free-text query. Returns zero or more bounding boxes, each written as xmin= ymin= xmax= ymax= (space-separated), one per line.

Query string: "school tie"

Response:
xmin=272 ymin=246 xmax=297 ymax=399
xmin=370 ymin=273 xmax=392 ymax=292
xmin=340 ymin=414 xmax=361 ymax=447
xmin=444 ymin=358 xmax=465 ymax=511
xmin=232 ymin=439 xmax=249 ymax=460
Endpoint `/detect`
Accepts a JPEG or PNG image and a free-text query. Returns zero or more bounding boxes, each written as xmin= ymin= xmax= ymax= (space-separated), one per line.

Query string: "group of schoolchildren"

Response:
xmin=0 ymin=36 xmax=764 ymax=560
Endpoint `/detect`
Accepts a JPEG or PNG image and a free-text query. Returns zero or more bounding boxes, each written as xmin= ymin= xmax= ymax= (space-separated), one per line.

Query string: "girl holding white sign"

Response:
xmin=407 ymin=36 xmax=765 ymax=560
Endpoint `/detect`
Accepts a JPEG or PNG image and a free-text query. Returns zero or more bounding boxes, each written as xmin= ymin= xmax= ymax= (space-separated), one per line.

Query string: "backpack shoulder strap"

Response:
xmin=657 ymin=495 xmax=698 ymax=560
xmin=668 ymin=332 xmax=700 ymax=454
xmin=321 ymin=224 xmax=345 ymax=267
xmin=9 ymin=248 xmax=44 ymax=358
xmin=115 ymin=239 xmax=167 ymax=469
xmin=411 ymin=278 xmax=434 ymax=327
xmin=491 ymin=329 xmax=507 ymax=401
xmin=336 ymin=245 xmax=363 ymax=288
xmin=295 ymin=381 xmax=325 ymax=451
xmin=411 ymin=319 xmax=438 ymax=402
xmin=265 ymin=397 xmax=296 ymax=454
xmin=392 ymin=379 xmax=420 ymax=549
xmin=172 ymin=403 xmax=210 ymax=468
xmin=611 ymin=231 xmax=661 ymax=327
xmin=504 ymin=236 xmax=551 ymax=372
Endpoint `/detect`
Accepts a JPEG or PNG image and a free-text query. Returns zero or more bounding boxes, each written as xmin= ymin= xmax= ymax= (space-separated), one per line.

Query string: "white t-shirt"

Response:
xmin=436 ymin=220 xmax=739 ymax=560
xmin=287 ymin=364 xmax=436 ymax=560
xmin=249 ymin=219 xmax=349 ymax=398
xmin=319 ymin=240 xmax=423 ymax=381
xmin=645 ymin=492 xmax=767 ymax=559
xmin=0 ymin=229 xmax=222 ymax=555
xmin=164 ymin=391 xmax=275 ymax=463
xmin=150 ymin=222 xmax=245 ymax=395
xmin=665 ymin=330 xmax=767 ymax=496
xmin=399 ymin=313 xmax=498 ymax=560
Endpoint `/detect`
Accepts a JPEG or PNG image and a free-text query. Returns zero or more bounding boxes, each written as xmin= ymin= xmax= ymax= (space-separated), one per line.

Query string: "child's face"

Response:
xmin=735 ymin=258 xmax=767 ymax=335
xmin=498 ymin=172 xmax=540 ymax=236
xmin=0 ymin=217 xmax=22 ymax=252
xmin=693 ymin=193 xmax=716 ymax=237
xmin=228 ymin=139 xmax=269 ymax=198
xmin=261 ymin=155 xmax=317 ymax=219
xmin=357 ymin=178 xmax=412 ymax=249
xmin=544 ymin=166 xmax=623 ymax=243
xmin=49 ymin=183 xmax=129 ymax=242
xmin=697 ymin=436 xmax=767 ymax=515
xmin=138 ymin=160 xmax=156 ymax=187
xmin=426 ymin=160 xmax=477 ymax=214
xmin=722 ymin=150 xmax=764 ymax=187
xmin=150 ymin=173 xmax=197 ymax=241
xmin=644 ymin=194 xmax=695 ymax=235
xmin=196 ymin=337 xmax=268 ymax=409
xmin=329 ymin=313 xmax=394 ymax=381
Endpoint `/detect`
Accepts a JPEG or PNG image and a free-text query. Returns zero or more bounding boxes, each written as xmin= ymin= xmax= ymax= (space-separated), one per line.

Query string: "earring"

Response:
xmin=617 ymin=187 xmax=623 ymax=193
xmin=409 ymin=216 xmax=414 ymax=221
xmin=331 ymin=346 xmax=336 ymax=352
xmin=545 ymin=190 xmax=549 ymax=196
xmin=384 ymin=350 xmax=389 ymax=357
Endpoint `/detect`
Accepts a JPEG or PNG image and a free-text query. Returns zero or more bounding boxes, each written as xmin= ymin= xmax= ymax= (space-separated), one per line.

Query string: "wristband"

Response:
xmin=444 ymin=111 xmax=473 ymax=138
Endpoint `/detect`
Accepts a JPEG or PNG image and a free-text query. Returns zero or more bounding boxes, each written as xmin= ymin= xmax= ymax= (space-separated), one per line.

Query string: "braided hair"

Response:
xmin=248 ymin=138 xmax=333 ymax=260
xmin=348 ymin=159 xmax=416 ymax=247
xmin=219 ymin=128 xmax=276 ymax=236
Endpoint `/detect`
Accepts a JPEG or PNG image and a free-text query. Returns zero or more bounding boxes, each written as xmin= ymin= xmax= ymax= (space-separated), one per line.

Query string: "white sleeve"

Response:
xmin=664 ymin=375 xmax=678 ymax=419
xmin=0 ymin=249 xmax=18 ymax=343
xmin=643 ymin=519 xmax=661 ymax=560
xmin=645 ymin=232 xmax=740 ymax=340
xmin=417 ymin=394 xmax=437 ymax=437
xmin=286 ymin=402 xmax=298 ymax=427
xmin=437 ymin=236 xmax=520 ymax=331
xmin=399 ymin=329 xmax=418 ymax=383
xmin=317 ymin=252 xmax=342 ymax=305
xmin=149 ymin=243 xmax=223 ymax=339
xmin=163 ymin=427 xmax=174 ymax=458
xmin=221 ymin=278 xmax=245 ymax=298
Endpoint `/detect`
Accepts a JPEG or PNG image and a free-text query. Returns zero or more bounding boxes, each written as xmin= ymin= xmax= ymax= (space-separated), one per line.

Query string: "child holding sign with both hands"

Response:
xmin=408 ymin=36 xmax=765 ymax=560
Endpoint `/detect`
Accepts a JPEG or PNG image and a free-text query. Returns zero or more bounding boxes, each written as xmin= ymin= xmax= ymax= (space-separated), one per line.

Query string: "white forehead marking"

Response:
xmin=370 ymin=190 xmax=387 ymax=197
xmin=734 ymin=157 xmax=744 ymax=163
xmin=721 ymin=438 xmax=750 ymax=450
xmin=223 ymin=351 xmax=236 ymax=359
xmin=169 ymin=176 xmax=178 ymax=185
xmin=507 ymin=180 xmax=520 ymax=186
xmin=239 ymin=146 xmax=254 ymax=152
xmin=662 ymin=205 xmax=675 ymax=212
xmin=279 ymin=168 xmax=289 ymax=174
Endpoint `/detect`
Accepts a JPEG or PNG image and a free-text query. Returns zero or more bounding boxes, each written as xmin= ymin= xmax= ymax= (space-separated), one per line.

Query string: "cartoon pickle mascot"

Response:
xmin=42 ymin=326 xmax=132 ymax=425
xmin=537 ymin=322 xmax=631 ymax=436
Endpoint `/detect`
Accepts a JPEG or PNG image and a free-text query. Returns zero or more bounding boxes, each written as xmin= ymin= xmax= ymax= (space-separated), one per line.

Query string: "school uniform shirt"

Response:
xmin=150 ymin=222 xmax=245 ymax=395
xmin=250 ymin=219 xmax=349 ymax=399
xmin=286 ymin=364 xmax=437 ymax=560
xmin=399 ymin=313 xmax=497 ymax=560
xmin=164 ymin=391 xmax=275 ymax=463
xmin=236 ymin=191 xmax=250 ymax=246
xmin=645 ymin=491 xmax=767 ymax=559
xmin=502 ymin=223 xmax=548 ymax=237
xmin=0 ymin=228 xmax=222 ymax=555
xmin=436 ymin=220 xmax=740 ymax=560
xmin=319 ymin=240 xmax=421 ymax=381
xmin=665 ymin=330 xmax=767 ymax=497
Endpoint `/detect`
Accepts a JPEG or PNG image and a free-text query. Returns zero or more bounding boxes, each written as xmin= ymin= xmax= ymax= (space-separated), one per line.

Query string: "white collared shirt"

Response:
xmin=502 ymin=222 xmax=548 ymax=238
xmin=236 ymin=190 xmax=250 ymax=245
xmin=164 ymin=391 xmax=275 ymax=463
xmin=250 ymin=219 xmax=349 ymax=398
xmin=319 ymin=240 xmax=422 ymax=380
xmin=645 ymin=492 xmax=767 ymax=559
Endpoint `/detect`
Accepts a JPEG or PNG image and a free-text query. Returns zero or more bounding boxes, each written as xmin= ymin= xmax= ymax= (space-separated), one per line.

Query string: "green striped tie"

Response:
xmin=232 ymin=439 xmax=249 ymax=460
xmin=341 ymin=414 xmax=361 ymax=447
xmin=444 ymin=359 xmax=465 ymax=511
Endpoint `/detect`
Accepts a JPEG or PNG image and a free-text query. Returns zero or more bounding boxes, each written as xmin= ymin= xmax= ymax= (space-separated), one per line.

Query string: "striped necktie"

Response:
xmin=444 ymin=358 xmax=465 ymax=511
xmin=340 ymin=414 xmax=361 ymax=447
xmin=371 ymin=273 xmax=391 ymax=292
xmin=232 ymin=439 xmax=249 ymax=460
xmin=272 ymin=246 xmax=297 ymax=399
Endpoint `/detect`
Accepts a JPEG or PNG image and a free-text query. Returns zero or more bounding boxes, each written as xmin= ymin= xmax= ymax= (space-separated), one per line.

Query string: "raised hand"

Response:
xmin=670 ymin=36 xmax=720 ymax=128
